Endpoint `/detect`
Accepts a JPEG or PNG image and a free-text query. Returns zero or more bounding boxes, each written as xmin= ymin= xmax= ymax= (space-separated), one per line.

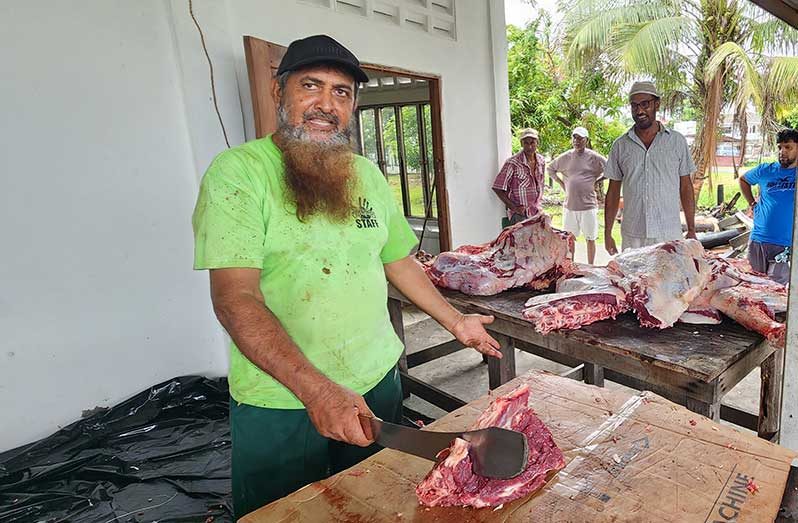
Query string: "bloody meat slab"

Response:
xmin=415 ymin=384 xmax=565 ymax=508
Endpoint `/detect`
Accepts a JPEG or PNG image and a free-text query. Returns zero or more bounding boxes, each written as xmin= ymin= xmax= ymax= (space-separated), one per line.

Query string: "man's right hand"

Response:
xmin=510 ymin=204 xmax=525 ymax=216
xmin=605 ymin=235 xmax=618 ymax=256
xmin=305 ymin=381 xmax=375 ymax=447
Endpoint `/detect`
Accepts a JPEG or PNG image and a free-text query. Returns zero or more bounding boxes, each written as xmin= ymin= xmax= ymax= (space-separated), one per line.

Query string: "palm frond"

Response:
xmin=704 ymin=41 xmax=762 ymax=110
xmin=746 ymin=16 xmax=798 ymax=55
xmin=617 ymin=16 xmax=691 ymax=74
xmin=767 ymin=57 xmax=798 ymax=102
xmin=563 ymin=0 xmax=676 ymax=71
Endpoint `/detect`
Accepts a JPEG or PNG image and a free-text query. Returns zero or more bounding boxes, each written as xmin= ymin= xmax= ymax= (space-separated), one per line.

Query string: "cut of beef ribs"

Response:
xmin=415 ymin=385 xmax=565 ymax=508
xmin=523 ymin=266 xmax=628 ymax=334
xmin=426 ymin=227 xmax=788 ymax=343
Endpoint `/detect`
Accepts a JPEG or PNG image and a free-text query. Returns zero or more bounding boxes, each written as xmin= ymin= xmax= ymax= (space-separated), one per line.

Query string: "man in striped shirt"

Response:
xmin=604 ymin=81 xmax=696 ymax=253
xmin=493 ymin=128 xmax=546 ymax=225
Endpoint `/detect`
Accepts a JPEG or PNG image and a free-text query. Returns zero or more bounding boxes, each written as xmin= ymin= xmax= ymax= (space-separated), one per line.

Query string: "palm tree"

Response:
xmin=562 ymin=0 xmax=798 ymax=199
xmin=706 ymin=45 xmax=798 ymax=163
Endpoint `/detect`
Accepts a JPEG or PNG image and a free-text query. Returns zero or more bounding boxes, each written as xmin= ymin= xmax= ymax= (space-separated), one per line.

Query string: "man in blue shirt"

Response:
xmin=739 ymin=128 xmax=798 ymax=284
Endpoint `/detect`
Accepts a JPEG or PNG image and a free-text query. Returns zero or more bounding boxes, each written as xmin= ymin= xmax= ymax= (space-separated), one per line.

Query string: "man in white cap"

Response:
xmin=493 ymin=128 xmax=546 ymax=225
xmin=547 ymin=127 xmax=607 ymax=264
xmin=603 ymin=81 xmax=696 ymax=254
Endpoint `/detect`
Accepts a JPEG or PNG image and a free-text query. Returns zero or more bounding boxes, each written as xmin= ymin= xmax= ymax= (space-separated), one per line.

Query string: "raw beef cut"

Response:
xmin=609 ymin=240 xmax=710 ymax=328
xmin=516 ymin=239 xmax=787 ymax=343
xmin=422 ymin=214 xmax=575 ymax=295
xmin=415 ymin=385 xmax=565 ymax=508
xmin=678 ymin=308 xmax=724 ymax=324
xmin=522 ymin=266 xmax=628 ymax=334
xmin=710 ymin=284 xmax=786 ymax=345
xmin=680 ymin=256 xmax=787 ymax=326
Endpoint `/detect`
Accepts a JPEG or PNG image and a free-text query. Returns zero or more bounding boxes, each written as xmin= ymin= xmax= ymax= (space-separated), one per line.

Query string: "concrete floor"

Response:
xmin=401 ymin=307 xmax=761 ymax=429
xmin=573 ymin=238 xmax=611 ymax=265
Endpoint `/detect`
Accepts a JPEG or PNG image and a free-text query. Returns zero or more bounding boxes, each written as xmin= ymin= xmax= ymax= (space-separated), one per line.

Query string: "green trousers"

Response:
xmin=230 ymin=366 xmax=403 ymax=519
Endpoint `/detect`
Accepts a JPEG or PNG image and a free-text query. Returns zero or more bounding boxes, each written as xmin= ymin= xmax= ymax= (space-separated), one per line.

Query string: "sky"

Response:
xmin=504 ymin=0 xmax=562 ymax=28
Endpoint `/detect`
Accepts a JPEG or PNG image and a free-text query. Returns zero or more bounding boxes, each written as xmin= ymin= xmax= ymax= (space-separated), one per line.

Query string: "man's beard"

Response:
xmin=633 ymin=115 xmax=654 ymax=129
xmin=274 ymin=106 xmax=357 ymax=223
xmin=779 ymin=157 xmax=796 ymax=168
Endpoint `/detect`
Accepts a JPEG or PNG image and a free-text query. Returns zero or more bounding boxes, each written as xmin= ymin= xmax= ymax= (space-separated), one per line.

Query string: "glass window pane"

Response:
xmin=381 ymin=107 xmax=403 ymax=210
xmin=422 ymin=104 xmax=438 ymax=218
xmin=401 ymin=105 xmax=424 ymax=217
xmin=359 ymin=109 xmax=378 ymax=165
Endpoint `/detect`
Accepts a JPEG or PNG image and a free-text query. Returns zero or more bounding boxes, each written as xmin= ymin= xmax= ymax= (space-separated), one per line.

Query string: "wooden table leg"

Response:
xmin=488 ymin=332 xmax=516 ymax=390
xmin=759 ymin=345 xmax=784 ymax=440
xmin=584 ymin=362 xmax=605 ymax=387
xmin=686 ymin=397 xmax=721 ymax=422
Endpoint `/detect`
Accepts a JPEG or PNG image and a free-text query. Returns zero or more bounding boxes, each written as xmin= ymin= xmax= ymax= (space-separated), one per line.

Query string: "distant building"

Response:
xmin=672 ymin=108 xmax=767 ymax=167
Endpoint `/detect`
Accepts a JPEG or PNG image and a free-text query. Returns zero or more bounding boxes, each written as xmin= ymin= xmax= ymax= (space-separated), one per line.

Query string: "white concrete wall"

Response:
xmin=0 ymin=0 xmax=508 ymax=452
xmin=0 ymin=1 xmax=227 ymax=452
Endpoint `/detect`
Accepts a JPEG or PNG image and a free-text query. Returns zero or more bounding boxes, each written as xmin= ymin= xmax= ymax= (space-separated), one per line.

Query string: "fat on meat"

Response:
xmin=609 ymin=239 xmax=710 ymax=328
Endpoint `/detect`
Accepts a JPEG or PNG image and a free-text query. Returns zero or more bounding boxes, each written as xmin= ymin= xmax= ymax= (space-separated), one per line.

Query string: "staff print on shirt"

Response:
xmin=356 ymin=197 xmax=380 ymax=229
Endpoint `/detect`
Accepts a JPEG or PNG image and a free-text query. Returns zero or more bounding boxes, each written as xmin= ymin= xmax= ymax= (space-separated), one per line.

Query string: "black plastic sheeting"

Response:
xmin=0 ymin=376 xmax=232 ymax=523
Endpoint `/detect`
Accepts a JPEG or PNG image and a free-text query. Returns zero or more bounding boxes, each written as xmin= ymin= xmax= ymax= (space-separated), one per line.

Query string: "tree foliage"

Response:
xmin=359 ymin=105 xmax=432 ymax=173
xmin=562 ymin=0 xmax=798 ymax=197
xmin=507 ymin=18 xmax=628 ymax=157
xmin=783 ymin=107 xmax=798 ymax=130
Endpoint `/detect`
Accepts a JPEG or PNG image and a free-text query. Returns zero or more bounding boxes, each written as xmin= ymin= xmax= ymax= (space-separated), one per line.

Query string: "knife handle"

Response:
xmin=357 ymin=413 xmax=378 ymax=443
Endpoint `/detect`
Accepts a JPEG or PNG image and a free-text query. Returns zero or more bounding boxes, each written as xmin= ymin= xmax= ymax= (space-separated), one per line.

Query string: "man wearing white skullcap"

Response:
xmin=547 ymin=127 xmax=607 ymax=264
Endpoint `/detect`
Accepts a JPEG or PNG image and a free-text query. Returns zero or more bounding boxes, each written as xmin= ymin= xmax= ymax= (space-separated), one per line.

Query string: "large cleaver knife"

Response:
xmin=359 ymin=414 xmax=528 ymax=479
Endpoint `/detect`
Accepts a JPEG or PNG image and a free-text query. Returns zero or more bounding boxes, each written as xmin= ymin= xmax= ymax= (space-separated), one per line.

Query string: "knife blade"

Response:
xmin=359 ymin=415 xmax=528 ymax=479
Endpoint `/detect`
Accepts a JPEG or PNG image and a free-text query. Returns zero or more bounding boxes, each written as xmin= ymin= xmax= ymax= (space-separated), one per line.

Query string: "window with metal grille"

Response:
xmin=358 ymin=103 xmax=438 ymax=219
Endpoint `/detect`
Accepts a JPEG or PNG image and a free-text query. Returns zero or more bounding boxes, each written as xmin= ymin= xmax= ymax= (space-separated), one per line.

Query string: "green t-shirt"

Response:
xmin=192 ymin=135 xmax=418 ymax=409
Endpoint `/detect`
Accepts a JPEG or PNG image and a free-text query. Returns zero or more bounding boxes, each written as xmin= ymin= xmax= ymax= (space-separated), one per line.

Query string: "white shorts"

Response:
xmin=563 ymin=208 xmax=598 ymax=240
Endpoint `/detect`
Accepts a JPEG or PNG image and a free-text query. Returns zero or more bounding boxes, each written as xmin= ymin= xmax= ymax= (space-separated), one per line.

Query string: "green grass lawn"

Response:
xmin=695 ymin=165 xmax=757 ymax=211
xmin=387 ymin=173 xmax=437 ymax=218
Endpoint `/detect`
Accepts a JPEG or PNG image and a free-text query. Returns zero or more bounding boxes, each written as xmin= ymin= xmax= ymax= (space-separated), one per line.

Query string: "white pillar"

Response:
xmin=489 ymin=0 xmax=512 ymax=168
xmin=778 ymin=177 xmax=798 ymax=449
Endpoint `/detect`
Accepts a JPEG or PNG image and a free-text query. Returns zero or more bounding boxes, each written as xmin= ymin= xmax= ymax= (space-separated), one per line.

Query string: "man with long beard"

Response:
xmin=192 ymin=35 xmax=500 ymax=518
xmin=739 ymin=128 xmax=798 ymax=284
xmin=603 ymin=81 xmax=697 ymax=254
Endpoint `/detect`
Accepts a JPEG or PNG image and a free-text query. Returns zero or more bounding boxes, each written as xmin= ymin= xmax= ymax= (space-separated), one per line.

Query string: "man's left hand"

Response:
xmin=449 ymin=314 xmax=502 ymax=359
xmin=686 ymin=230 xmax=697 ymax=240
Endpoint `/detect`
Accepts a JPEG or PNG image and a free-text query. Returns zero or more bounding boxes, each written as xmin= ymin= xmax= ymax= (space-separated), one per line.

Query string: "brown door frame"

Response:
xmin=242 ymin=36 xmax=286 ymax=138
xmin=360 ymin=63 xmax=451 ymax=252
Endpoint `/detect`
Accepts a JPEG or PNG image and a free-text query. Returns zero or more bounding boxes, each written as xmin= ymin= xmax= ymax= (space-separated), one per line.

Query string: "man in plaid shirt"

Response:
xmin=492 ymin=128 xmax=546 ymax=225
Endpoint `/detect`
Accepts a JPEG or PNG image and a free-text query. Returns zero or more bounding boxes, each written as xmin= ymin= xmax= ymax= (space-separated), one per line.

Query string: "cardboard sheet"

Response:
xmin=242 ymin=371 xmax=796 ymax=522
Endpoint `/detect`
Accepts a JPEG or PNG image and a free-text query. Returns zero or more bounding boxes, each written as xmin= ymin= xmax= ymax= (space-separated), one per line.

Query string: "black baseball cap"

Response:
xmin=277 ymin=34 xmax=369 ymax=84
